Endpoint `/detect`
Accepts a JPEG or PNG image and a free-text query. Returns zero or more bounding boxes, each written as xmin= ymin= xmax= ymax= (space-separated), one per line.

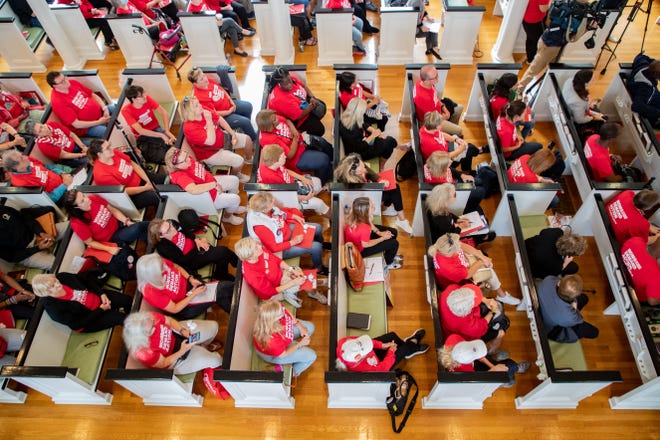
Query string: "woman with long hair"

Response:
xmin=562 ymin=69 xmax=606 ymax=142
xmin=180 ymin=95 xmax=252 ymax=183
xmin=345 ymin=197 xmax=401 ymax=268
xmin=489 ymin=73 xmax=535 ymax=138
xmin=338 ymin=72 xmax=389 ymax=131
xmin=252 ymin=299 xmax=317 ymax=376
xmin=164 ymin=147 xmax=246 ymax=225
xmin=334 ymin=153 xmax=413 ymax=234
xmin=136 ymin=253 xmax=234 ymax=320
xmin=267 ymin=67 xmax=325 ymax=136
xmin=495 ymin=100 xmax=543 ymax=160
xmin=507 ymin=148 xmax=563 ymax=184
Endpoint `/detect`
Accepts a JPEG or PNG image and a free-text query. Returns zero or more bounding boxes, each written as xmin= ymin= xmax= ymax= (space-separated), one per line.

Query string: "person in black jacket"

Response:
xmin=31 ymin=272 xmax=132 ymax=332
xmin=148 ymin=219 xmax=238 ymax=281
xmin=525 ymin=227 xmax=587 ymax=279
xmin=627 ymin=53 xmax=660 ymax=129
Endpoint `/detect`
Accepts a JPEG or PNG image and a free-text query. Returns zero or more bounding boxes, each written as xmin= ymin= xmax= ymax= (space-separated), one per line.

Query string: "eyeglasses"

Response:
xmin=349 ymin=157 xmax=360 ymax=172
xmin=52 ymin=76 xmax=67 ymax=86
xmin=171 ymin=150 xmax=187 ymax=165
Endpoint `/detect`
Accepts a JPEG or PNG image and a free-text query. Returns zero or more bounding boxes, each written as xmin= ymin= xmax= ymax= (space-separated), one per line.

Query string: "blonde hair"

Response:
xmin=31 ymin=274 xmax=59 ymax=298
xmin=426 ymin=151 xmax=451 ymax=178
xmin=123 ymin=312 xmax=156 ymax=354
xmin=557 ymin=274 xmax=583 ymax=301
xmin=341 ymin=97 xmax=367 ymax=130
xmin=253 ymin=299 xmax=284 ymax=350
xmin=163 ymin=147 xmax=181 ymax=174
xmin=136 ymin=253 xmax=166 ymax=291
xmin=261 ymin=144 xmax=284 ymax=166
xmin=179 ymin=95 xmax=198 ymax=121
xmin=148 ymin=219 xmax=167 ymax=246
xmin=346 ymin=197 xmax=371 ymax=228
xmin=527 ymin=149 xmax=556 ymax=175
xmin=187 ymin=67 xmax=204 ymax=84
xmin=439 ymin=345 xmax=459 ymax=370
xmin=256 ymin=109 xmax=276 ymax=132
xmin=234 ymin=237 xmax=262 ymax=261
xmin=428 ymin=233 xmax=460 ymax=258
xmin=334 ymin=153 xmax=366 ymax=183
xmin=423 ymin=111 xmax=443 ymax=130
xmin=426 ymin=183 xmax=455 ymax=216
xmin=248 ymin=191 xmax=274 ymax=213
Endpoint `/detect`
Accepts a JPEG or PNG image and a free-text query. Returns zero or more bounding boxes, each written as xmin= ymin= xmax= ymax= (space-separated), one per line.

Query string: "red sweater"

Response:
xmin=439 ymin=283 xmax=488 ymax=340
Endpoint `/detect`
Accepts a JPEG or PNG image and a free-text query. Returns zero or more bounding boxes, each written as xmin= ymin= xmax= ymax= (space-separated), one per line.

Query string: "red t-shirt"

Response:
xmin=50 ymin=79 xmax=103 ymax=135
xmin=241 ymin=249 xmax=284 ymax=300
xmin=621 ymin=236 xmax=660 ymax=303
xmin=70 ymin=195 xmax=118 ymax=242
xmin=35 ymin=121 xmax=76 ymax=162
xmin=523 ymin=0 xmax=551 ymax=23
xmin=193 ymin=79 xmax=233 ymax=114
xmin=9 ymin=158 xmax=62 ymax=193
xmin=413 ymin=79 xmax=442 ymax=122
xmin=250 ymin=207 xmax=300 ymax=253
xmin=0 ymin=91 xmax=26 ymax=126
xmin=444 ymin=334 xmax=476 ymax=372
xmin=61 ymin=284 xmax=101 ymax=310
xmin=507 ymin=154 xmax=538 ymax=183
xmin=121 ymin=95 xmax=161 ymax=137
xmin=253 ymin=304 xmax=294 ymax=357
xmin=339 ymin=84 xmax=365 ymax=109
xmin=424 ymin=164 xmax=453 ymax=184
xmin=133 ymin=312 xmax=175 ymax=368
xmin=433 ymin=249 xmax=469 ymax=287
xmin=170 ymin=158 xmax=219 ymax=201
xmin=168 ymin=231 xmax=195 ymax=255
xmin=258 ymin=115 xmax=305 ymax=172
xmin=267 ymin=75 xmax=308 ymax=126
xmin=93 ymin=149 xmax=142 ymax=188
xmin=496 ymin=116 xmax=517 ymax=157
xmin=419 ymin=126 xmax=449 ymax=161
xmin=344 ymin=222 xmax=371 ymax=252
xmin=489 ymin=95 xmax=508 ymax=119
xmin=584 ymin=135 xmax=613 ymax=181
xmin=257 ymin=164 xmax=294 ymax=184
xmin=142 ymin=258 xmax=188 ymax=310
xmin=606 ymin=190 xmax=650 ymax=244
xmin=183 ymin=111 xmax=226 ymax=160
xmin=336 ymin=337 xmax=395 ymax=372
xmin=439 ymin=283 xmax=487 ymax=340
xmin=186 ymin=0 xmax=212 ymax=12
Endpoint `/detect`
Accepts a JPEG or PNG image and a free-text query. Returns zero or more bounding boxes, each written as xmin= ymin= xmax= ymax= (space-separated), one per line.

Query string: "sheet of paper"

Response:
xmin=189 ymin=281 xmax=218 ymax=305
xmin=363 ymin=256 xmax=385 ymax=283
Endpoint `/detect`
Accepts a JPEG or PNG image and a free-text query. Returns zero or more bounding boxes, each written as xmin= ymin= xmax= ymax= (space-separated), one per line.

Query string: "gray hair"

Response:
xmin=136 ymin=253 xmax=166 ymax=292
xmin=122 ymin=312 xmax=156 ymax=354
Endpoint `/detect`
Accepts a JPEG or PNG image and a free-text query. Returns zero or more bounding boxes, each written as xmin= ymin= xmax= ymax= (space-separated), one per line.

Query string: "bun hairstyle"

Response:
xmin=501 ymin=100 xmax=527 ymax=118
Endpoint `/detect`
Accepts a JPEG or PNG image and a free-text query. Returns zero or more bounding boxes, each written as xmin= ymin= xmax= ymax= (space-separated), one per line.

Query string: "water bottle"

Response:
xmin=343 ymin=204 xmax=350 ymax=215
xmin=225 ymin=52 xmax=231 ymax=65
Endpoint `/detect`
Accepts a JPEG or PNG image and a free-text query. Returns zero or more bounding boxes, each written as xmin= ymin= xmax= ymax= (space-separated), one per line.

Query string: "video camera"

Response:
xmin=547 ymin=0 xmax=609 ymax=48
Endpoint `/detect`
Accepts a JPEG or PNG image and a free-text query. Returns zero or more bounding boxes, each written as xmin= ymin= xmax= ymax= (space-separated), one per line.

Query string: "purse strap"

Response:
xmin=389 ymin=373 xmax=418 ymax=434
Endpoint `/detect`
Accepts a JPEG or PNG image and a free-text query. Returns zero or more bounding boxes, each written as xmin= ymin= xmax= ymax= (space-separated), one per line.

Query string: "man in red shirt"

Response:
xmin=46 ymin=71 xmax=116 ymax=138
xmin=121 ymin=85 xmax=176 ymax=147
xmin=606 ymin=189 xmax=659 ymax=244
xmin=621 ymin=236 xmax=660 ymax=305
xmin=584 ymin=123 xmax=623 ymax=182
xmin=413 ymin=64 xmax=463 ymax=136
xmin=1 ymin=149 xmax=72 ymax=202
xmin=25 ymin=120 xmax=89 ymax=169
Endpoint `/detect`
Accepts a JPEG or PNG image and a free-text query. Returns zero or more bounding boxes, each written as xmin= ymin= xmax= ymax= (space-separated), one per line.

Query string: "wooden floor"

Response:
xmin=1 ymin=1 xmax=659 ymax=439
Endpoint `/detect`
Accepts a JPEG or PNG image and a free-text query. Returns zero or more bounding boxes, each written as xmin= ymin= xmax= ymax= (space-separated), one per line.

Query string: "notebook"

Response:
xmin=347 ymin=312 xmax=371 ymax=330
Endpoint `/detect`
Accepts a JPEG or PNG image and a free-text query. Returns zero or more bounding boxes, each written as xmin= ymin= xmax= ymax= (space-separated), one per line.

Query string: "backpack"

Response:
xmin=84 ymin=246 xmax=138 ymax=282
xmin=177 ymin=209 xmax=223 ymax=241
xmin=342 ymin=242 xmax=365 ymax=292
xmin=386 ymin=369 xmax=418 ymax=434
xmin=395 ymin=149 xmax=417 ymax=182
xmin=136 ymin=135 xmax=168 ymax=164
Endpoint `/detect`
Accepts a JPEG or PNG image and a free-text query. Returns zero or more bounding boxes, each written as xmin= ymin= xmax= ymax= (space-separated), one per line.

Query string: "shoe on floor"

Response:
xmin=382 ymin=205 xmax=397 ymax=216
xmin=283 ymin=293 xmax=303 ymax=308
xmin=395 ymin=219 xmax=413 ymax=234
xmin=497 ymin=291 xmax=521 ymax=306
xmin=491 ymin=349 xmax=510 ymax=362
xmin=243 ymin=156 xmax=254 ymax=165
xmin=237 ymin=172 xmax=251 ymax=183
xmin=322 ymin=241 xmax=332 ymax=250
xmin=386 ymin=262 xmax=402 ymax=270
xmin=405 ymin=343 xmax=430 ymax=359
xmin=482 ymin=231 xmax=497 ymax=242
xmin=352 ymin=46 xmax=367 ymax=55
xmin=393 ymin=254 xmax=404 ymax=263
xmin=317 ymin=265 xmax=329 ymax=276
xmin=501 ymin=380 xmax=515 ymax=388
xmin=233 ymin=206 xmax=247 ymax=214
xmin=517 ymin=360 xmax=531 ymax=374
xmin=404 ymin=328 xmax=426 ymax=345
xmin=307 ymin=290 xmax=328 ymax=305
xmin=222 ymin=214 xmax=244 ymax=225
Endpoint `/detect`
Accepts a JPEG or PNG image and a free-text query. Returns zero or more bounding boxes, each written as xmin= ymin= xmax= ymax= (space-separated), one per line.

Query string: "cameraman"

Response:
xmin=516 ymin=0 xmax=596 ymax=96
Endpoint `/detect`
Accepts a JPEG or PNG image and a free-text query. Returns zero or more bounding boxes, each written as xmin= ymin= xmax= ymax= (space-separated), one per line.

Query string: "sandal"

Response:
xmin=234 ymin=49 xmax=249 ymax=57
xmin=303 ymin=37 xmax=317 ymax=46
xmin=105 ymin=41 xmax=119 ymax=50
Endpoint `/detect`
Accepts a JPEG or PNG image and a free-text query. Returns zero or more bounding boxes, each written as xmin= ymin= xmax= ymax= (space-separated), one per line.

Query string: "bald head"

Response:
xmin=420 ymin=64 xmax=437 ymax=81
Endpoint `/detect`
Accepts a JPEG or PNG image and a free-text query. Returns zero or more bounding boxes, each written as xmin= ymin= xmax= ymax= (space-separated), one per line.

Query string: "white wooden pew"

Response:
xmin=50 ymin=3 xmax=105 ymax=60
xmin=377 ymin=6 xmax=418 ymax=65
xmin=438 ymin=0 xmax=485 ymax=64
xmin=107 ymin=13 xmax=157 ymax=69
xmin=315 ymin=8 xmax=353 ymax=66
xmin=178 ymin=11 xmax=228 ymax=68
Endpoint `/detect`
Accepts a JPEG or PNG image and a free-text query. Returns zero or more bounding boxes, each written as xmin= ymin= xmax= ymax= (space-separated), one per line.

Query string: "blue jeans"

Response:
xmin=296 ymin=149 xmax=332 ymax=184
xmin=110 ymin=220 xmax=149 ymax=246
xmin=282 ymin=222 xmax=323 ymax=268
xmin=507 ymin=141 xmax=542 ymax=161
xmin=256 ymin=320 xmax=317 ymax=376
xmin=225 ymin=100 xmax=256 ymax=140
xmin=85 ymin=104 xmax=116 ymax=139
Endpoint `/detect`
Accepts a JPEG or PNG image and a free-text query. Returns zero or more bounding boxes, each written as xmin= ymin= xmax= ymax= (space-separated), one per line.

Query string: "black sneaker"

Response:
xmin=404 ymin=328 xmax=425 ymax=345
xmin=405 ymin=344 xmax=430 ymax=359
xmin=317 ymin=265 xmax=329 ymax=276
xmin=547 ymin=140 xmax=556 ymax=149
xmin=322 ymin=241 xmax=332 ymax=250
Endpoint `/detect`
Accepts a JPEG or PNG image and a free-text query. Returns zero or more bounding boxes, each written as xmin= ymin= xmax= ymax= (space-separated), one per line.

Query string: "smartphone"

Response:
xmin=299 ymin=101 xmax=309 ymax=109
xmin=188 ymin=332 xmax=201 ymax=344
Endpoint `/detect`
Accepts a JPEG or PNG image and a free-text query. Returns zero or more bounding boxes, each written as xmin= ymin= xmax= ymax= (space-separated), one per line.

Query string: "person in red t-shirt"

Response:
xmin=420 ymin=111 xmax=482 ymax=171
xmin=489 ymin=73 xmax=535 ymax=138
xmin=428 ymin=232 xmax=519 ymax=305
xmin=0 ymin=88 xmax=30 ymax=130
xmin=46 ymin=72 xmax=115 ymax=138
xmin=88 ymin=139 xmax=164 ymax=209
xmin=122 ymin=311 xmax=222 ymax=378
xmin=0 ymin=269 xmax=35 ymax=322
xmin=606 ymin=189 xmax=659 ymax=244
xmin=338 ymin=71 xmax=389 ymax=131
xmin=26 ymin=120 xmax=89 ymax=169
xmin=252 ymin=299 xmax=316 ymax=376
xmin=344 ymin=196 xmax=400 ymax=267
xmin=496 ymin=100 xmax=543 ymax=160
xmin=137 ymin=253 xmax=235 ymax=319
xmin=583 ymin=123 xmax=623 ymax=182
xmin=507 ymin=151 xmax=556 ymax=184
xmin=62 ymin=190 xmax=149 ymax=252
xmin=0 ymin=150 xmax=71 ymax=202
xmin=522 ymin=0 xmax=551 ymax=62
xmin=336 ymin=331 xmax=429 ymax=372
xmin=256 ymin=109 xmax=333 ymax=184
xmin=257 ymin=144 xmax=330 ymax=217
xmin=621 ymin=236 xmax=660 ymax=305
xmin=164 ymin=148 xmax=246 ymax=225
xmin=188 ymin=67 xmax=256 ymax=143
xmin=234 ymin=237 xmax=327 ymax=306
xmin=121 ymin=85 xmax=176 ymax=146
xmin=413 ymin=64 xmax=463 ymax=136
xmin=267 ymin=67 xmax=325 ymax=136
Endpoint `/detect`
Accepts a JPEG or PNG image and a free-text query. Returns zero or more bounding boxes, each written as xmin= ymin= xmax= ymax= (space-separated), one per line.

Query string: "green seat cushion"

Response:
xmin=549 ymin=339 xmax=588 ymax=371
xmin=157 ymin=102 xmax=176 ymax=127
xmin=104 ymin=275 xmax=124 ymax=292
xmin=519 ymin=215 xmax=548 ymax=240
xmin=24 ymin=27 xmax=45 ymax=50
xmin=61 ymin=328 xmax=111 ymax=385
xmin=175 ymin=372 xmax=197 ymax=384
xmin=249 ymin=345 xmax=293 ymax=382
xmin=347 ymin=281 xmax=387 ymax=338
xmin=366 ymin=157 xmax=380 ymax=172
xmin=283 ymin=257 xmax=301 ymax=268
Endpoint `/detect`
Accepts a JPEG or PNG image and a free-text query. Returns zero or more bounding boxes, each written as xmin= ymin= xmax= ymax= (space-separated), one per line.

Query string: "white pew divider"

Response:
xmin=398 ymin=63 xmax=450 ymax=123
xmin=490 ymin=0 xmax=527 ymax=63
xmin=252 ymin=1 xmax=274 ymax=56
xmin=463 ymin=63 xmax=520 ymax=123
xmin=107 ymin=13 xmax=157 ymax=69
xmin=0 ymin=72 xmax=50 ymax=108
xmin=266 ymin=0 xmax=295 ymax=64
xmin=315 ymin=8 xmax=354 ymax=66
xmin=178 ymin=11 xmax=228 ymax=68
xmin=438 ymin=0 xmax=485 ymax=65
xmin=0 ymin=17 xmax=46 ymax=72
xmin=377 ymin=6 xmax=418 ymax=65
xmin=50 ymin=4 xmax=105 ymax=61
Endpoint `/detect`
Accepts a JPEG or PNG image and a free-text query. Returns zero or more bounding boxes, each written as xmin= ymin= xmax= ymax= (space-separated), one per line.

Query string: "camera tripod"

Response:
xmin=595 ymin=0 xmax=654 ymax=74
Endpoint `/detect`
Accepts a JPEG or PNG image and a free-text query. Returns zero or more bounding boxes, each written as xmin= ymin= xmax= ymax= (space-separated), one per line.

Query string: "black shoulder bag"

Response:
xmin=386 ymin=369 xmax=418 ymax=433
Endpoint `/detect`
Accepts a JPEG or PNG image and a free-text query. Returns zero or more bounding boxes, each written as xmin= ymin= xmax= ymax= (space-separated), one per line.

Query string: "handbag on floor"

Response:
xmin=386 ymin=369 xmax=418 ymax=433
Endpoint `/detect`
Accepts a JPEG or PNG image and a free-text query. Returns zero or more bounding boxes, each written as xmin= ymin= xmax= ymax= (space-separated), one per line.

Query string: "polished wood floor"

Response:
xmin=1 ymin=1 xmax=659 ymax=439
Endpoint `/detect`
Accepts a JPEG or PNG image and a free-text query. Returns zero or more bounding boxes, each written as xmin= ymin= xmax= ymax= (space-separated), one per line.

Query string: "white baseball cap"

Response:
xmin=340 ymin=335 xmax=373 ymax=363
xmin=452 ymin=340 xmax=487 ymax=364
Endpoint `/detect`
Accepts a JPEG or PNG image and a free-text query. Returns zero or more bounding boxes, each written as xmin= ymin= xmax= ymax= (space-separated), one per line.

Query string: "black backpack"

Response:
xmin=395 ymin=150 xmax=417 ymax=182
xmin=136 ymin=135 xmax=168 ymax=164
xmin=177 ymin=209 xmax=223 ymax=241
xmin=386 ymin=369 xmax=418 ymax=433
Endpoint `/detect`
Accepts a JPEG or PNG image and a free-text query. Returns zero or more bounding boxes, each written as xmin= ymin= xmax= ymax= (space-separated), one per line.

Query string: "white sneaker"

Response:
xmin=233 ymin=206 xmax=247 ymax=214
xmin=395 ymin=219 xmax=413 ymax=234
xmin=307 ymin=290 xmax=328 ymax=305
xmin=237 ymin=172 xmax=250 ymax=183
xmin=222 ymin=214 xmax=244 ymax=225
xmin=386 ymin=262 xmax=402 ymax=270
xmin=243 ymin=156 xmax=254 ymax=165
xmin=382 ymin=205 xmax=397 ymax=216
xmin=497 ymin=291 xmax=521 ymax=306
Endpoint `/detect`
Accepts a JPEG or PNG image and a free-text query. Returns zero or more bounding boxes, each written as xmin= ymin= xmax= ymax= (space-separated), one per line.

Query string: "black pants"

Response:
xmin=219 ymin=3 xmax=250 ymax=29
xmin=82 ymin=290 xmax=132 ymax=332
xmin=159 ymin=2 xmax=180 ymax=23
xmin=475 ymin=356 xmax=519 ymax=382
xmin=187 ymin=245 xmax=239 ymax=281
xmin=382 ymin=185 xmax=404 ymax=212
xmin=297 ymin=114 xmax=325 ymax=137
xmin=129 ymin=173 xmax=165 ymax=209
xmin=361 ymin=225 xmax=399 ymax=265
xmin=373 ymin=332 xmax=422 ymax=370
xmin=549 ymin=294 xmax=600 ymax=340
xmin=364 ymin=114 xmax=388 ymax=132
xmin=449 ymin=143 xmax=481 ymax=172
xmin=290 ymin=14 xmax=313 ymax=41
xmin=175 ymin=280 xmax=235 ymax=319
xmin=522 ymin=20 xmax=545 ymax=62
xmin=353 ymin=2 xmax=377 ymax=33
xmin=539 ymin=149 xmax=566 ymax=181
xmin=85 ymin=17 xmax=114 ymax=44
